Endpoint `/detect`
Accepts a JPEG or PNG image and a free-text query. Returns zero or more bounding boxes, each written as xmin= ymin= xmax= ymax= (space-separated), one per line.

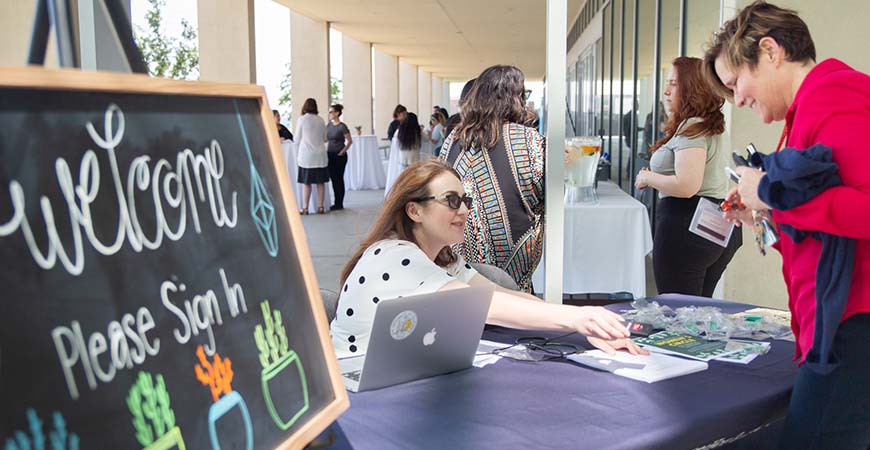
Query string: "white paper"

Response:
xmin=473 ymin=340 xmax=507 ymax=367
xmin=688 ymin=197 xmax=735 ymax=247
xmin=713 ymin=340 xmax=771 ymax=364
xmin=568 ymin=350 xmax=708 ymax=383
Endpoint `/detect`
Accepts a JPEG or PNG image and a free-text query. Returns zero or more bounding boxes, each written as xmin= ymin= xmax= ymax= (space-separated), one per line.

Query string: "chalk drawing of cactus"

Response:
xmin=127 ymin=371 xmax=185 ymax=450
xmin=253 ymin=299 xmax=309 ymax=430
xmin=5 ymin=409 xmax=79 ymax=450
xmin=194 ymin=345 xmax=253 ymax=450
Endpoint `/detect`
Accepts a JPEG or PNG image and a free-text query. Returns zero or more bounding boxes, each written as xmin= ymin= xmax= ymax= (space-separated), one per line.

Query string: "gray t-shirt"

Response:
xmin=649 ymin=118 xmax=726 ymax=199
xmin=327 ymin=122 xmax=350 ymax=153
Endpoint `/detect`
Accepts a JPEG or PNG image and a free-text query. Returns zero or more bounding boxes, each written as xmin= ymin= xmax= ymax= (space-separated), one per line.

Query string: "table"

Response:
xmin=532 ymin=181 xmax=653 ymax=298
xmin=384 ymin=140 xmax=436 ymax=197
xmin=281 ymin=141 xmax=333 ymax=211
xmin=344 ymin=134 xmax=386 ymax=190
xmin=335 ymin=295 xmax=797 ymax=450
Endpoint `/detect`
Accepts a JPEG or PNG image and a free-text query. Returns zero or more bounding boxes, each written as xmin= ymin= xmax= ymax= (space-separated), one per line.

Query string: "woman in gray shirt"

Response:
xmin=634 ymin=56 xmax=742 ymax=297
xmin=327 ymin=104 xmax=352 ymax=210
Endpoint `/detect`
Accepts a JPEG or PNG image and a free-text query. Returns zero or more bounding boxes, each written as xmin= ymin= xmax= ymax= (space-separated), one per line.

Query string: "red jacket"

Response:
xmin=771 ymin=59 xmax=870 ymax=362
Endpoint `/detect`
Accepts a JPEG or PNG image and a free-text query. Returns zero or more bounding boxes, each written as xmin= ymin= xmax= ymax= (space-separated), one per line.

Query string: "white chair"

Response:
xmin=320 ymin=289 xmax=339 ymax=323
xmin=470 ymin=263 xmax=519 ymax=291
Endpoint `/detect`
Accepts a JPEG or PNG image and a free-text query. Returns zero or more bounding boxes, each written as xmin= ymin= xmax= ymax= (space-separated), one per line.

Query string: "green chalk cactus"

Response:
xmin=127 ymin=372 xmax=176 ymax=447
xmin=254 ymin=300 xmax=289 ymax=368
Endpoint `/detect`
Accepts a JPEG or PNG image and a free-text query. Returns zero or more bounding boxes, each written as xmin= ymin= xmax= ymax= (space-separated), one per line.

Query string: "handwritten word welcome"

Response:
xmin=0 ymin=104 xmax=238 ymax=276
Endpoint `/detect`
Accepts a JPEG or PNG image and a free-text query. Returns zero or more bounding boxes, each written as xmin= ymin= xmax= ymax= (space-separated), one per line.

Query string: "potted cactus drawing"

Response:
xmin=194 ymin=345 xmax=253 ymax=450
xmin=126 ymin=371 xmax=185 ymax=450
xmin=254 ymin=299 xmax=309 ymax=430
xmin=5 ymin=408 xmax=79 ymax=450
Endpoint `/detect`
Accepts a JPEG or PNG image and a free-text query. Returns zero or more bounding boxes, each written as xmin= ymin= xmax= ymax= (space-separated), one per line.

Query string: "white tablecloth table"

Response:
xmin=532 ymin=181 xmax=653 ymax=298
xmin=344 ymin=134 xmax=386 ymax=190
xmin=384 ymin=140 xmax=437 ymax=197
xmin=282 ymin=141 xmax=333 ymax=211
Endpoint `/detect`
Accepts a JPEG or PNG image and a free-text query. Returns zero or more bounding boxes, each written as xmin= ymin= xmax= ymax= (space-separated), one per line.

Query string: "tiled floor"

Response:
xmin=298 ymin=186 xmax=657 ymax=299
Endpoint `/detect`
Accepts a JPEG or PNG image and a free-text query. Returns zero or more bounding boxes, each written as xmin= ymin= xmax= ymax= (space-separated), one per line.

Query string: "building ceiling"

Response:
xmin=276 ymin=0 xmax=584 ymax=81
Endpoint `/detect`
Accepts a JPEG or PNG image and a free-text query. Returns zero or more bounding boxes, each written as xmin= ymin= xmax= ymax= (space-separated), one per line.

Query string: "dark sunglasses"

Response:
xmin=415 ymin=192 xmax=473 ymax=210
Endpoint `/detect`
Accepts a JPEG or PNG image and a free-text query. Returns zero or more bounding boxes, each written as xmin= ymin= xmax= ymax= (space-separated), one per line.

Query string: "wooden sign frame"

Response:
xmin=0 ymin=66 xmax=348 ymax=449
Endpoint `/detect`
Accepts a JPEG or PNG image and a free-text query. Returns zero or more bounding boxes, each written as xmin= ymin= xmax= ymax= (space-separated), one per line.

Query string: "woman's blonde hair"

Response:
xmin=339 ymin=160 xmax=460 ymax=288
xmin=703 ymin=1 xmax=815 ymax=99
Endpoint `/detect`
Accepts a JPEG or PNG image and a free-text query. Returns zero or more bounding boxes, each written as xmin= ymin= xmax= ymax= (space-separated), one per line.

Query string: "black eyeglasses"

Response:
xmin=516 ymin=336 xmax=583 ymax=360
xmin=415 ymin=192 xmax=473 ymax=210
xmin=490 ymin=334 xmax=583 ymax=362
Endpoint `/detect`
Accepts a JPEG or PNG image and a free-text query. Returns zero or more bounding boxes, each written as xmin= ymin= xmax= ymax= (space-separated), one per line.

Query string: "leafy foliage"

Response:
xmin=133 ymin=0 xmax=199 ymax=79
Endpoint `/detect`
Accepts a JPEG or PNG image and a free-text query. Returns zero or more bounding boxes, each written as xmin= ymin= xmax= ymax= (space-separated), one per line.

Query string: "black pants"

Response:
xmin=327 ymin=152 xmax=348 ymax=208
xmin=779 ymin=313 xmax=870 ymax=449
xmin=652 ymin=196 xmax=742 ymax=297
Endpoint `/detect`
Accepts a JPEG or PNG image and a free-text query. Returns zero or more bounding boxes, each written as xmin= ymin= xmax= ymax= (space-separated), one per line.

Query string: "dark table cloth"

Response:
xmin=331 ymin=294 xmax=797 ymax=450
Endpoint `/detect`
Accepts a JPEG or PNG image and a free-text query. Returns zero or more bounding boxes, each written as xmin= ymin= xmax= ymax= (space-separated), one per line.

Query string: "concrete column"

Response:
xmin=290 ymin=11 xmax=329 ymax=127
xmin=198 ymin=0 xmax=255 ymax=83
xmin=398 ymin=58 xmax=418 ymax=114
xmin=417 ymin=69 xmax=432 ymax=122
xmin=373 ymin=48 xmax=398 ymax=139
xmin=442 ymin=79 xmax=450 ymax=111
xmin=0 ymin=1 xmax=57 ymax=67
xmin=341 ymin=34 xmax=373 ymax=134
xmin=431 ymin=75 xmax=443 ymax=112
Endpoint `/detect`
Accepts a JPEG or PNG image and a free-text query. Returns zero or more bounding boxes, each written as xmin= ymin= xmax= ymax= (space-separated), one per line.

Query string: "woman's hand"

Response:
xmin=722 ymin=187 xmax=754 ymax=227
xmin=571 ymin=306 xmax=630 ymax=340
xmin=734 ymin=166 xmax=770 ymax=210
xmin=587 ymin=336 xmax=649 ymax=356
xmin=635 ymin=168 xmax=650 ymax=190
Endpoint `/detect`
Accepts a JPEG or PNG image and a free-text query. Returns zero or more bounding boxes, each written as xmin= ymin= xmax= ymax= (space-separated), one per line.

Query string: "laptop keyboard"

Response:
xmin=343 ymin=370 xmax=362 ymax=382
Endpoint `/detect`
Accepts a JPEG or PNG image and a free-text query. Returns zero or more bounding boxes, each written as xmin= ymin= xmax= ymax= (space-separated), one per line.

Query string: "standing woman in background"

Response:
xmin=427 ymin=112 xmax=446 ymax=157
xmin=294 ymin=98 xmax=329 ymax=214
xmin=387 ymin=104 xmax=407 ymax=141
xmin=393 ymin=112 xmax=422 ymax=169
xmin=706 ymin=2 xmax=870 ymax=447
xmin=327 ymin=104 xmax=352 ymax=211
xmin=440 ymin=65 xmax=545 ymax=292
xmin=635 ymin=56 xmax=741 ymax=297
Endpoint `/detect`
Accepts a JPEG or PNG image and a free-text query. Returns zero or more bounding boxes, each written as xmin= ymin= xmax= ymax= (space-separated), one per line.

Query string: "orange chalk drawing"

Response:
xmin=194 ymin=345 xmax=234 ymax=403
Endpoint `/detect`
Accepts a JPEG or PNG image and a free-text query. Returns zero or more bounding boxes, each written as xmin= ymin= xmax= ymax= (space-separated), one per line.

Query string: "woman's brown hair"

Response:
xmin=651 ymin=56 xmax=725 ymax=153
xmin=703 ymin=1 xmax=815 ymax=99
xmin=301 ymin=98 xmax=318 ymax=115
xmin=455 ymin=65 xmax=527 ymax=151
xmin=339 ymin=160 xmax=460 ymax=288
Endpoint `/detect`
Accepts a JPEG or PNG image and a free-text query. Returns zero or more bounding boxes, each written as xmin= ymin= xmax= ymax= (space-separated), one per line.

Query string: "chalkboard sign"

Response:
xmin=0 ymin=67 xmax=348 ymax=449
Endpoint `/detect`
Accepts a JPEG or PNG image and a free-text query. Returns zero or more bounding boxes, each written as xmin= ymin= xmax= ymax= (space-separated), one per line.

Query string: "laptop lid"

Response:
xmin=350 ymin=284 xmax=493 ymax=392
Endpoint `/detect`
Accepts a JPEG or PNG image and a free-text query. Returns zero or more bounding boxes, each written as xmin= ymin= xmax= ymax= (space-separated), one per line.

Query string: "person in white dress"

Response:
xmin=330 ymin=159 xmax=647 ymax=358
xmin=393 ymin=112 xmax=422 ymax=169
xmin=294 ymin=98 xmax=329 ymax=214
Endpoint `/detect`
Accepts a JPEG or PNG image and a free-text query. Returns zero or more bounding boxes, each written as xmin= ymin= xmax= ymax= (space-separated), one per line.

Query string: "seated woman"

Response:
xmin=330 ymin=160 xmax=646 ymax=358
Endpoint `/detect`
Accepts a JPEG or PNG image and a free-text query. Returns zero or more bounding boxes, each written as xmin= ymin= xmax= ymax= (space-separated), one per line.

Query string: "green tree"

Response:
xmin=133 ymin=0 xmax=199 ymax=79
xmin=330 ymin=77 xmax=343 ymax=105
xmin=278 ymin=62 xmax=292 ymax=121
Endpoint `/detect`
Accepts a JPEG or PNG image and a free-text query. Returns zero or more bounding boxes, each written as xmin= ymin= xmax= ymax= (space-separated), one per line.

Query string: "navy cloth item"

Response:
xmin=758 ymin=145 xmax=855 ymax=375
xmin=339 ymin=295 xmax=797 ymax=450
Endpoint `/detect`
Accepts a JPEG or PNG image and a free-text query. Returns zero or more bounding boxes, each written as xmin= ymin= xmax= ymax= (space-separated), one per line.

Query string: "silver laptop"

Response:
xmin=338 ymin=284 xmax=494 ymax=392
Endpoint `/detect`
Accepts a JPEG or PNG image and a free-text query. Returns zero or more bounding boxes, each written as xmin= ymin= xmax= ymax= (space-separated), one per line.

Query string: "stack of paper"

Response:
xmin=568 ymin=350 xmax=708 ymax=383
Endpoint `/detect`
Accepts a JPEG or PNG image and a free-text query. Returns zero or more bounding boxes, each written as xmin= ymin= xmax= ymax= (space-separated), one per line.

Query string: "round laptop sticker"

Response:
xmin=390 ymin=310 xmax=418 ymax=340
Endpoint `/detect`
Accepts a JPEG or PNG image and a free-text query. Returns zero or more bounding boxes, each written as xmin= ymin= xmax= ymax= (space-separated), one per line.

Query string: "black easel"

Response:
xmin=27 ymin=0 xmax=148 ymax=73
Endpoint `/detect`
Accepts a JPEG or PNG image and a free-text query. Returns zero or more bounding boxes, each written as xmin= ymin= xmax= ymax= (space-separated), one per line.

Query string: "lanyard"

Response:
xmin=775 ymin=122 xmax=790 ymax=152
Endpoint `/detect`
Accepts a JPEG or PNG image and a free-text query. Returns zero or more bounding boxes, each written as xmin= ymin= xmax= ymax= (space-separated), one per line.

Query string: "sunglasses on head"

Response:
xmin=415 ymin=192 xmax=473 ymax=210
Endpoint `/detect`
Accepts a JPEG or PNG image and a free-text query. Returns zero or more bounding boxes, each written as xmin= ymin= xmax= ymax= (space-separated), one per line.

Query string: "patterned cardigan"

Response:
xmin=439 ymin=122 xmax=545 ymax=292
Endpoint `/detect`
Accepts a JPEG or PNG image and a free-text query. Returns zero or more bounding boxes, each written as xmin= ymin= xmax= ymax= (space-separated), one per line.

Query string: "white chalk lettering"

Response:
xmin=0 ymin=104 xmax=239 ymax=276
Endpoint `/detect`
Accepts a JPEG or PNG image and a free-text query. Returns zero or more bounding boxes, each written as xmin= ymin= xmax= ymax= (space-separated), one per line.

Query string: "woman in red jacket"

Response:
xmin=704 ymin=2 xmax=870 ymax=448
